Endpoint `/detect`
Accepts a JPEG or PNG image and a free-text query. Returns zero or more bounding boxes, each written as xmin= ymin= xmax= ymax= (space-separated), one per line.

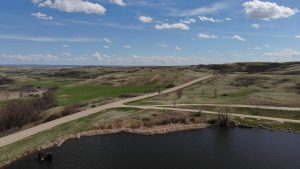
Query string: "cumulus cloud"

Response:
xmin=225 ymin=17 xmax=232 ymax=21
xmin=154 ymin=22 xmax=189 ymax=30
xmin=138 ymin=16 xmax=153 ymax=23
xmin=109 ymin=0 xmax=126 ymax=6
xmin=180 ymin=18 xmax=196 ymax=25
xmin=31 ymin=12 xmax=53 ymax=20
xmin=242 ymin=0 xmax=298 ymax=20
xmin=264 ymin=49 xmax=300 ymax=58
xmin=295 ymin=35 xmax=300 ymax=39
xmin=175 ymin=46 xmax=181 ymax=50
xmin=199 ymin=16 xmax=221 ymax=23
xmin=92 ymin=52 xmax=111 ymax=60
xmin=157 ymin=44 xmax=168 ymax=48
xmin=230 ymin=35 xmax=246 ymax=41
xmin=104 ymin=38 xmax=111 ymax=43
xmin=198 ymin=33 xmax=218 ymax=39
xmin=251 ymin=23 xmax=260 ymax=29
xmin=32 ymin=0 xmax=106 ymax=15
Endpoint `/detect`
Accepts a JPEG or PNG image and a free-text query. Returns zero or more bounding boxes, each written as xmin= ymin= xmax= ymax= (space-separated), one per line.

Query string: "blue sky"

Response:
xmin=0 ymin=0 xmax=299 ymax=65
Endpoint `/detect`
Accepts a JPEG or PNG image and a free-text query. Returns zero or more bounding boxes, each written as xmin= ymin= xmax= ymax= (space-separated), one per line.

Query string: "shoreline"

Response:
xmin=0 ymin=123 xmax=208 ymax=168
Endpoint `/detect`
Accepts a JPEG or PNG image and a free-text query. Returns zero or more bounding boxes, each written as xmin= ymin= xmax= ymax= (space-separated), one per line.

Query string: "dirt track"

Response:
xmin=0 ymin=75 xmax=213 ymax=148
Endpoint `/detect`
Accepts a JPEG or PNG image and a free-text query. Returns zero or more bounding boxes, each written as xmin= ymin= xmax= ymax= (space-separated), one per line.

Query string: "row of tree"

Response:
xmin=0 ymin=91 xmax=57 ymax=133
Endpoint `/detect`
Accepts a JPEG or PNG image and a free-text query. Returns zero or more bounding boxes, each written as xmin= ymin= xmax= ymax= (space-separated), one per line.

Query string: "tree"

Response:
xmin=176 ymin=89 xmax=183 ymax=99
xmin=173 ymin=89 xmax=183 ymax=108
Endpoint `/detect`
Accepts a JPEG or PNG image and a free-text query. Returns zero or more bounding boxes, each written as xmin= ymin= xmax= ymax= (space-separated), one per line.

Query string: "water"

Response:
xmin=5 ymin=128 xmax=300 ymax=169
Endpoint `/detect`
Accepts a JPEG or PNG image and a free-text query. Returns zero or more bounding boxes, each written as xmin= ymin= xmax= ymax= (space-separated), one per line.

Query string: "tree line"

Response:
xmin=0 ymin=91 xmax=57 ymax=133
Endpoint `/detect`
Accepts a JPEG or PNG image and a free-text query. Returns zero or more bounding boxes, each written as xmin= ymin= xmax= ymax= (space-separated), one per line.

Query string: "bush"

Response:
xmin=61 ymin=104 xmax=80 ymax=116
xmin=192 ymin=111 xmax=202 ymax=117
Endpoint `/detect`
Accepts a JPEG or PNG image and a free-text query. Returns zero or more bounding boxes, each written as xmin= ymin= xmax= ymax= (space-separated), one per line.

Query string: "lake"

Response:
xmin=5 ymin=128 xmax=300 ymax=169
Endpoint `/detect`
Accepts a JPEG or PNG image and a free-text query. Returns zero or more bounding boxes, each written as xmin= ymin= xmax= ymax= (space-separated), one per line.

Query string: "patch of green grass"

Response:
xmin=57 ymin=84 xmax=157 ymax=105
xmin=22 ymin=79 xmax=75 ymax=89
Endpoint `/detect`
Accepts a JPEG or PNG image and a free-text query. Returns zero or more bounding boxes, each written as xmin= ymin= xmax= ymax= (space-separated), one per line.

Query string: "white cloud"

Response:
xmin=264 ymin=44 xmax=270 ymax=48
xmin=154 ymin=22 xmax=189 ymax=30
xmin=32 ymin=0 xmax=106 ymax=15
xmin=61 ymin=44 xmax=69 ymax=48
xmin=92 ymin=52 xmax=111 ymax=60
xmin=295 ymin=35 xmax=300 ymax=39
xmin=264 ymin=49 xmax=300 ymax=58
xmin=31 ymin=12 xmax=53 ymax=20
xmin=2 ymin=54 xmax=58 ymax=61
xmin=175 ymin=2 xmax=227 ymax=16
xmin=242 ymin=0 xmax=298 ymax=21
xmin=129 ymin=55 xmax=204 ymax=66
xmin=199 ymin=16 xmax=221 ymax=23
xmin=104 ymin=38 xmax=111 ymax=43
xmin=251 ymin=23 xmax=260 ymax=29
xmin=225 ymin=17 xmax=232 ymax=21
xmin=175 ymin=46 xmax=181 ymax=50
xmin=109 ymin=0 xmax=126 ymax=7
xmin=180 ymin=18 xmax=196 ymax=25
xmin=123 ymin=45 xmax=131 ymax=48
xmin=230 ymin=35 xmax=246 ymax=41
xmin=253 ymin=47 xmax=262 ymax=50
xmin=0 ymin=34 xmax=107 ymax=42
xmin=198 ymin=33 xmax=218 ymax=39
xmin=138 ymin=16 xmax=153 ymax=23
xmin=103 ymin=45 xmax=110 ymax=48
xmin=157 ymin=44 xmax=168 ymax=48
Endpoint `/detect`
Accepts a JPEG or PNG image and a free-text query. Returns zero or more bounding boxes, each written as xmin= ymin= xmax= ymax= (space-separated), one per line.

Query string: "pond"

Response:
xmin=5 ymin=128 xmax=300 ymax=169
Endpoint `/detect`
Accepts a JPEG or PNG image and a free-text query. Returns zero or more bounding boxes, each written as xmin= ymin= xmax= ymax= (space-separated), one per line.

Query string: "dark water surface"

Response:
xmin=5 ymin=128 xmax=300 ymax=169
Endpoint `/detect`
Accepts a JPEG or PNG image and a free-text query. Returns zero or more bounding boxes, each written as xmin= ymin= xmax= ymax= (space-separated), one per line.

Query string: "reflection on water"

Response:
xmin=5 ymin=128 xmax=300 ymax=169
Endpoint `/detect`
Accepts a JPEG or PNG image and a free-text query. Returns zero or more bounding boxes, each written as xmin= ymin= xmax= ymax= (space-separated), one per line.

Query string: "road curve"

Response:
xmin=0 ymin=75 xmax=213 ymax=148
xmin=123 ymin=105 xmax=300 ymax=124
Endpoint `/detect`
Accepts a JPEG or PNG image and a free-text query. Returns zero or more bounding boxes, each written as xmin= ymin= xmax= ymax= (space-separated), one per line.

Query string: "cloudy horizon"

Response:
xmin=0 ymin=0 xmax=300 ymax=65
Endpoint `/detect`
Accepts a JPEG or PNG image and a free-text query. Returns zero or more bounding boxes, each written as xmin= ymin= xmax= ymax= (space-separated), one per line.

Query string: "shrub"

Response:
xmin=61 ymin=104 xmax=80 ymax=116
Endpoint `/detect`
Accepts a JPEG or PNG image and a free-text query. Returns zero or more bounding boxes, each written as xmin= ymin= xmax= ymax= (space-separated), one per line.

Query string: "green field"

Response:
xmin=57 ymin=84 xmax=158 ymax=105
xmin=133 ymin=74 xmax=300 ymax=107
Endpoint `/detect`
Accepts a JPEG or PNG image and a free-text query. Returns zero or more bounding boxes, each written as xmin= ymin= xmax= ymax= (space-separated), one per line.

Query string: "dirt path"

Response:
xmin=123 ymin=105 xmax=300 ymax=124
xmin=153 ymin=104 xmax=300 ymax=111
xmin=0 ymin=75 xmax=213 ymax=148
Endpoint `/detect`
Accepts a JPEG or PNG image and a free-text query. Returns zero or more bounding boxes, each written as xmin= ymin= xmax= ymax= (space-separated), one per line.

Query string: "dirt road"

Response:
xmin=0 ymin=75 xmax=213 ymax=148
xmin=154 ymin=104 xmax=300 ymax=111
xmin=123 ymin=105 xmax=300 ymax=124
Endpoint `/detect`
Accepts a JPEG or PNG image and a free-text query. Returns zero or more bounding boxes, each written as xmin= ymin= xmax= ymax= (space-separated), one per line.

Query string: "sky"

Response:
xmin=0 ymin=0 xmax=299 ymax=66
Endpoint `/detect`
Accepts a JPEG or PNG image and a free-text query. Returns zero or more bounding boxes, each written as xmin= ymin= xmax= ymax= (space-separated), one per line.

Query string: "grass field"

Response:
xmin=0 ymin=66 xmax=207 ymax=106
xmin=57 ymin=84 xmax=156 ymax=105
xmin=177 ymin=106 xmax=300 ymax=120
xmin=133 ymin=74 xmax=300 ymax=107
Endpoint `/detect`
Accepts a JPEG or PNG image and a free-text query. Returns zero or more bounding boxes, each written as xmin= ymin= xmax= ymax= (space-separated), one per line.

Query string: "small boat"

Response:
xmin=38 ymin=153 xmax=53 ymax=162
